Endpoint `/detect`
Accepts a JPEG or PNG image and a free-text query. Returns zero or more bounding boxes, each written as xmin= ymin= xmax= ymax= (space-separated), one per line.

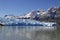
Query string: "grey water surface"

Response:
xmin=0 ymin=26 xmax=58 ymax=40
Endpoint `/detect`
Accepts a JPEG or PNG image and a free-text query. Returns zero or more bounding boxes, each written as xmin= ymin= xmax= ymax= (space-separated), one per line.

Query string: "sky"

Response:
xmin=0 ymin=0 xmax=60 ymax=17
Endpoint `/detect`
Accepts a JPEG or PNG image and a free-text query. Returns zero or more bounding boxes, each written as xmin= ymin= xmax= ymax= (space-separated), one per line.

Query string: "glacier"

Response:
xmin=0 ymin=18 xmax=56 ymax=27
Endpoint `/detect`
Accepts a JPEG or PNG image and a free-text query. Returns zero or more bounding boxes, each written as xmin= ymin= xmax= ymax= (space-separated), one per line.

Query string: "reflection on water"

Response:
xmin=0 ymin=26 xmax=58 ymax=40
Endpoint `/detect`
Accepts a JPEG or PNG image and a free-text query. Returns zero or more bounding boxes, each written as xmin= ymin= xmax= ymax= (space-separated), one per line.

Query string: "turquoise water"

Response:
xmin=0 ymin=26 xmax=57 ymax=40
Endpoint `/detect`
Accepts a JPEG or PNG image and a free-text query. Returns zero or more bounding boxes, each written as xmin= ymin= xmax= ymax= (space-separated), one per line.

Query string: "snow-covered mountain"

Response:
xmin=0 ymin=7 xmax=59 ymax=26
xmin=4 ymin=7 xmax=60 ymax=20
xmin=25 ymin=7 xmax=60 ymax=20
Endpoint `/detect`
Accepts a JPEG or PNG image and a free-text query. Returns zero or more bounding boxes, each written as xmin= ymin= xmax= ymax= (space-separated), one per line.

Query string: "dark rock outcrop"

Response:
xmin=0 ymin=24 xmax=4 ymax=26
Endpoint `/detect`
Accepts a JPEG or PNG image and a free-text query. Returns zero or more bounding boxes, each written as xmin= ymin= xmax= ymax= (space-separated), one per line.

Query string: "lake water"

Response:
xmin=0 ymin=26 xmax=59 ymax=40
